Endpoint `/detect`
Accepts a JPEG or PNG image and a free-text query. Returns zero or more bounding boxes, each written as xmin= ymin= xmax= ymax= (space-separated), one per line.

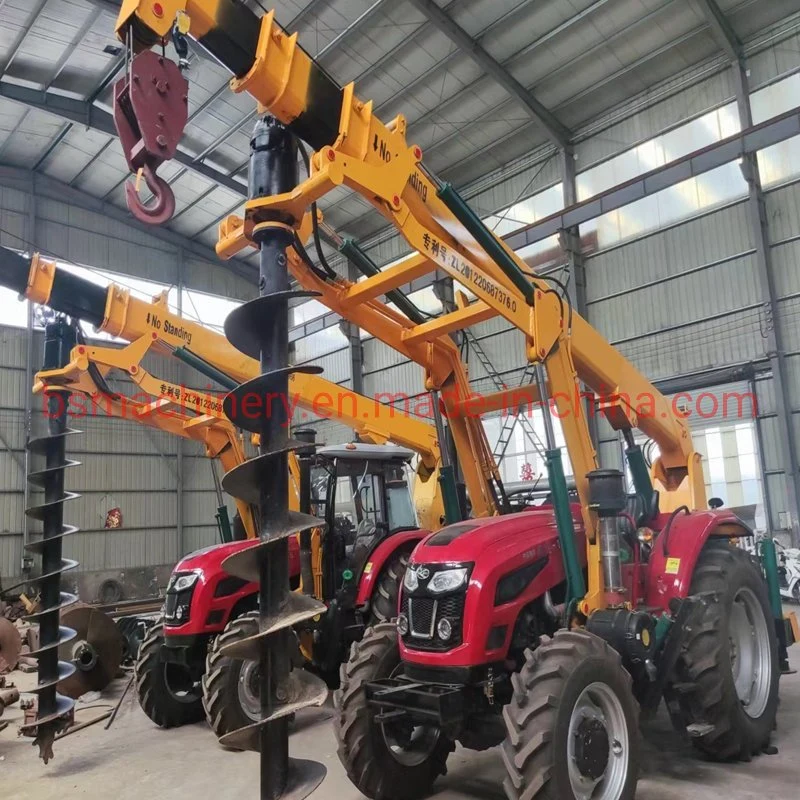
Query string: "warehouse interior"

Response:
xmin=0 ymin=0 xmax=800 ymax=799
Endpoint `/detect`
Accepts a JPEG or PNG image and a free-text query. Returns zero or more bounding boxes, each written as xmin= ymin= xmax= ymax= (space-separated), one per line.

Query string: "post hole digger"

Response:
xmin=106 ymin=4 xmax=796 ymax=799
xmin=0 ymin=247 xmax=452 ymax=744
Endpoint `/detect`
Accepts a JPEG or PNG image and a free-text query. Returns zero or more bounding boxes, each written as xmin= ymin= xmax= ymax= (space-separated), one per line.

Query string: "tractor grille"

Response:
xmin=163 ymin=587 xmax=194 ymax=627
xmin=402 ymin=590 xmax=465 ymax=652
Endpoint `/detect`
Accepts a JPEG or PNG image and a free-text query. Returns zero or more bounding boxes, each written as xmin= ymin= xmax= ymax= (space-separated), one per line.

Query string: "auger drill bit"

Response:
xmin=20 ymin=319 xmax=81 ymax=762
xmin=217 ymin=116 xmax=328 ymax=800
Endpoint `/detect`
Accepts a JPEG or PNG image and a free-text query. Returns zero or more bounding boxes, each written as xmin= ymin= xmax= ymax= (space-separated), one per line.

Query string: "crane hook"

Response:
xmin=124 ymin=164 xmax=176 ymax=225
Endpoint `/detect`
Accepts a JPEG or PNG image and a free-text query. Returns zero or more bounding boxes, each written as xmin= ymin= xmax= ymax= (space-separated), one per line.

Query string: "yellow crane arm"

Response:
xmin=113 ymin=2 xmax=701 ymax=503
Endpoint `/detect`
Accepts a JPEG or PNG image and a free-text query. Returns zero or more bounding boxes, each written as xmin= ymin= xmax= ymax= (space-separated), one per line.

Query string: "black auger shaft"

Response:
xmin=20 ymin=318 xmax=81 ymax=763
xmin=216 ymin=117 xmax=328 ymax=800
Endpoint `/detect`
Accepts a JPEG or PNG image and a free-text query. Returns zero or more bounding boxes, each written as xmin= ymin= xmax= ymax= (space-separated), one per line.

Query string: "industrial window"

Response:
xmin=180 ymin=288 xmax=241 ymax=336
xmin=751 ymin=72 xmax=800 ymax=187
xmin=483 ymin=411 xmax=573 ymax=488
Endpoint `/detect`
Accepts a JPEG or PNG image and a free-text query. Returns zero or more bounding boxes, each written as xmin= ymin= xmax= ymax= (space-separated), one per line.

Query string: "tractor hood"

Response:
xmin=412 ymin=508 xmax=581 ymax=565
xmin=174 ymin=536 xmax=300 ymax=579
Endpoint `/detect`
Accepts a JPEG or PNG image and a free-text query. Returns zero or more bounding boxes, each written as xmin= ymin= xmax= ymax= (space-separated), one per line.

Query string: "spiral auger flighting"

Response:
xmin=218 ymin=116 xmax=328 ymax=800
xmin=20 ymin=319 xmax=81 ymax=763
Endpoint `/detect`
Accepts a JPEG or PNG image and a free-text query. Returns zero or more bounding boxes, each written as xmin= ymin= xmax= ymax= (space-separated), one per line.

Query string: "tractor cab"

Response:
xmin=309 ymin=443 xmax=418 ymax=602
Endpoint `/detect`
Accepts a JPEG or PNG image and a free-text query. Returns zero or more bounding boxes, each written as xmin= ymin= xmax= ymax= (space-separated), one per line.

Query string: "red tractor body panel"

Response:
xmin=162 ymin=536 xmax=300 ymax=640
xmin=355 ymin=529 xmax=431 ymax=607
xmin=399 ymin=510 xmax=586 ymax=668
xmin=645 ymin=509 xmax=747 ymax=610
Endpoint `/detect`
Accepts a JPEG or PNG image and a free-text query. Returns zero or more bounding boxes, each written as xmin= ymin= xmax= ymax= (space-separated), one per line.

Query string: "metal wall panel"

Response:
xmin=311 ymin=347 xmax=352 ymax=386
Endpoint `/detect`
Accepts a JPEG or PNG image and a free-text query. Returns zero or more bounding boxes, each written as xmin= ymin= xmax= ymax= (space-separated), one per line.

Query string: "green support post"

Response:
xmin=438 ymin=464 xmax=463 ymax=526
xmin=215 ymin=504 xmax=234 ymax=544
xmin=759 ymin=536 xmax=793 ymax=672
xmin=546 ymin=447 xmax=586 ymax=604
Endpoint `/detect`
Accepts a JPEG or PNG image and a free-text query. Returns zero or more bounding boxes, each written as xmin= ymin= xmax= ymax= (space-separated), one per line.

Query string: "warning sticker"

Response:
xmin=665 ymin=557 xmax=681 ymax=575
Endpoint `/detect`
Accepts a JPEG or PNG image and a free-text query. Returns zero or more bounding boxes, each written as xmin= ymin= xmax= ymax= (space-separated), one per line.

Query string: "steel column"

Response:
xmin=176 ymin=248 xmax=185 ymax=558
xmin=22 ymin=191 xmax=36 ymax=573
xmin=559 ymin=148 xmax=597 ymax=448
xmin=733 ymin=63 xmax=800 ymax=545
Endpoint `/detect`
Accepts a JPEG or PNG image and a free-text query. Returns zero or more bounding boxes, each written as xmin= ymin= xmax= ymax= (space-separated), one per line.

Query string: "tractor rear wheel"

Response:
xmin=202 ymin=611 xmax=261 ymax=745
xmin=334 ymin=622 xmax=453 ymax=800
xmin=502 ymin=629 xmax=639 ymax=800
xmin=672 ymin=539 xmax=778 ymax=760
xmin=368 ymin=547 xmax=412 ymax=626
xmin=135 ymin=619 xmax=204 ymax=728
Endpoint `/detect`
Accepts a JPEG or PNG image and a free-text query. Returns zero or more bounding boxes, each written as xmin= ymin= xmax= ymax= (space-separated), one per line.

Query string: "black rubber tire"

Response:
xmin=135 ymin=618 xmax=205 ymax=728
xmin=202 ymin=611 xmax=261 ymax=743
xmin=368 ymin=546 xmax=412 ymax=626
xmin=672 ymin=539 xmax=779 ymax=760
xmin=502 ymin=629 xmax=640 ymax=800
xmin=334 ymin=622 xmax=453 ymax=800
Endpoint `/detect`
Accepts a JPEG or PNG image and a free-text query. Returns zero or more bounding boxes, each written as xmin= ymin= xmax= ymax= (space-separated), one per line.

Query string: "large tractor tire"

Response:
xmin=672 ymin=539 xmax=779 ymax=760
xmin=135 ymin=618 xmax=205 ymax=728
xmin=502 ymin=630 xmax=640 ymax=800
xmin=368 ymin=546 xmax=412 ymax=626
xmin=334 ymin=622 xmax=453 ymax=800
xmin=202 ymin=611 xmax=261 ymax=743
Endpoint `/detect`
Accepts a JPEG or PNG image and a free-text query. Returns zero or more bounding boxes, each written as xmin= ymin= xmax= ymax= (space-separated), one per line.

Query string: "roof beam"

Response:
xmin=404 ymin=0 xmax=571 ymax=149
xmin=0 ymin=82 xmax=247 ymax=196
xmin=0 ymin=164 xmax=255 ymax=283
xmin=695 ymin=0 xmax=744 ymax=61
xmin=0 ymin=0 xmax=50 ymax=79
xmin=378 ymin=0 xmax=606 ymax=124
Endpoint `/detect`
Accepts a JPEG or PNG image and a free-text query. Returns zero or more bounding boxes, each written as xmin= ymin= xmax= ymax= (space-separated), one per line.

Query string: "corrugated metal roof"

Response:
xmin=0 ymin=0 xmax=795 ymax=260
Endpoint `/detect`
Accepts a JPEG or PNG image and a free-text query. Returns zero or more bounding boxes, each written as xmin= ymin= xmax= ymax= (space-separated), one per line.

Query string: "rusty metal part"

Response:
xmin=54 ymin=709 xmax=113 ymax=740
xmin=0 ymin=683 xmax=20 ymax=716
xmin=113 ymin=49 xmax=188 ymax=224
xmin=57 ymin=604 xmax=124 ymax=699
xmin=0 ymin=618 xmax=22 ymax=673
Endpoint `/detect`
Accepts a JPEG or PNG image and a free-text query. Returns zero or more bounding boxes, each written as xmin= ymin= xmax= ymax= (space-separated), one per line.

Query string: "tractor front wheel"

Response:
xmin=135 ymin=619 xmax=205 ymax=728
xmin=334 ymin=622 xmax=453 ymax=800
xmin=502 ymin=629 xmax=639 ymax=800
xmin=672 ymin=540 xmax=779 ymax=760
xmin=202 ymin=611 xmax=262 ymax=744
xmin=368 ymin=547 xmax=412 ymax=626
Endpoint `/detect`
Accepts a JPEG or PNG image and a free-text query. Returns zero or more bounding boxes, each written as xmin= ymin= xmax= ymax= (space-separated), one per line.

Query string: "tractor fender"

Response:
xmin=355 ymin=530 xmax=429 ymax=607
xmin=645 ymin=509 xmax=751 ymax=611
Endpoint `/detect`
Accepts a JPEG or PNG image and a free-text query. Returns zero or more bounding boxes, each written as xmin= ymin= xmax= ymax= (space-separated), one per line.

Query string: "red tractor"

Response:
xmin=134 ymin=442 xmax=430 ymax=738
xmin=335 ymin=473 xmax=789 ymax=800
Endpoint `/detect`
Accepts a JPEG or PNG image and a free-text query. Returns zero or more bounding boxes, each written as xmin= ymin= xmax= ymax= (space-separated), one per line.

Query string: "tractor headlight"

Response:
xmin=436 ymin=617 xmax=452 ymax=641
xmin=171 ymin=572 xmax=199 ymax=592
xmin=428 ymin=568 xmax=468 ymax=594
xmin=404 ymin=567 xmax=419 ymax=592
xmin=397 ymin=614 xmax=409 ymax=635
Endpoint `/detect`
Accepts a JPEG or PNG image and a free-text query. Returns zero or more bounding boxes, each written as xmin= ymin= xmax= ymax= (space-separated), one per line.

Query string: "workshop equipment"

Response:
xmin=0 ymin=618 xmax=22 ymax=674
xmin=106 ymin=5 xmax=794 ymax=798
xmin=0 ymin=251 xmax=449 ymax=742
xmin=57 ymin=604 xmax=124 ymax=699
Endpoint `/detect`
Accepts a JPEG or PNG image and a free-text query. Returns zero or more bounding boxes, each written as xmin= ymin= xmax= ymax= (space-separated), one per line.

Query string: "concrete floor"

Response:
xmin=2 ymin=666 xmax=799 ymax=799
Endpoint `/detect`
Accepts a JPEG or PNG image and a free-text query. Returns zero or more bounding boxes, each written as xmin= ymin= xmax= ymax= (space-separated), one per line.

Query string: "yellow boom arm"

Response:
xmin=114 ymin=3 xmax=706 ymax=612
